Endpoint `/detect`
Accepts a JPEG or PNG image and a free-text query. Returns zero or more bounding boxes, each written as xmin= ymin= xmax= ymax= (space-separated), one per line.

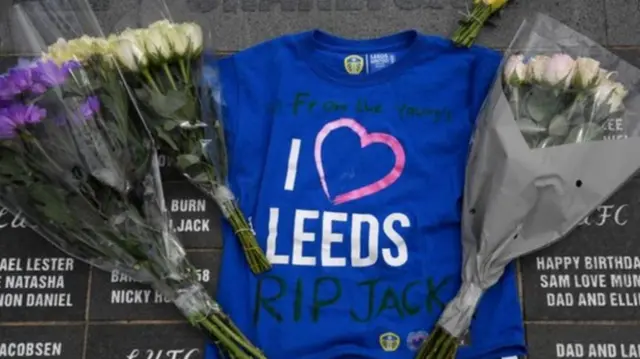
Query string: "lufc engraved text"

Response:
xmin=126 ymin=348 xmax=200 ymax=359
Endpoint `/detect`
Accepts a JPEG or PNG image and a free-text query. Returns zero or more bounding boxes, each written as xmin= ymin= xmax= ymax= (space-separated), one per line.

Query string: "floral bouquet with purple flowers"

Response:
xmin=0 ymin=0 xmax=266 ymax=357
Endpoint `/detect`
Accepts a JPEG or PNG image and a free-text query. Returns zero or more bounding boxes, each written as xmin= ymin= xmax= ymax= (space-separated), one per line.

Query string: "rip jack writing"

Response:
xmin=254 ymin=275 xmax=453 ymax=324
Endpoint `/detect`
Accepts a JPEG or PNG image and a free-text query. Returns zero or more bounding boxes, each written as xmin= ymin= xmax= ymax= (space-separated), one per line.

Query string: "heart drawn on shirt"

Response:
xmin=314 ymin=118 xmax=406 ymax=205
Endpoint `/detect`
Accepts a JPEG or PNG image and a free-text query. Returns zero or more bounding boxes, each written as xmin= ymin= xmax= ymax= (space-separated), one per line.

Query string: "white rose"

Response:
xmin=543 ymin=54 xmax=576 ymax=88
xmin=573 ymin=57 xmax=601 ymax=89
xmin=503 ymin=54 xmax=527 ymax=85
xmin=142 ymin=28 xmax=172 ymax=60
xmin=164 ymin=26 xmax=189 ymax=56
xmin=149 ymin=20 xmax=173 ymax=30
xmin=593 ymin=79 xmax=628 ymax=113
xmin=597 ymin=68 xmax=612 ymax=84
xmin=181 ymin=23 xmax=204 ymax=56
xmin=114 ymin=37 xmax=147 ymax=71
xmin=527 ymin=55 xmax=550 ymax=83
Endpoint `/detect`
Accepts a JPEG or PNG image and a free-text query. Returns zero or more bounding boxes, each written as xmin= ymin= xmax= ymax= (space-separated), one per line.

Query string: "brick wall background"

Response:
xmin=1 ymin=0 xmax=639 ymax=358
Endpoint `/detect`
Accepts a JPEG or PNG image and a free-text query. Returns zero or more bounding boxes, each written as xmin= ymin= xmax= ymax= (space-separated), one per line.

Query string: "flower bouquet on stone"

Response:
xmin=2 ymin=2 xmax=266 ymax=358
xmin=451 ymin=0 xmax=511 ymax=47
xmin=416 ymin=13 xmax=640 ymax=359
xmin=104 ymin=19 xmax=271 ymax=275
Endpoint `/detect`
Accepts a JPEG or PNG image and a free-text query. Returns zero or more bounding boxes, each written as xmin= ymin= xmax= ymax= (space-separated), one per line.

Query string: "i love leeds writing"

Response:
xmin=251 ymin=91 xmax=457 ymax=327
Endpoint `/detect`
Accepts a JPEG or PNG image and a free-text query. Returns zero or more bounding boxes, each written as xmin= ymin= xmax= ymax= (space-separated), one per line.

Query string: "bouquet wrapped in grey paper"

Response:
xmin=416 ymin=13 xmax=640 ymax=359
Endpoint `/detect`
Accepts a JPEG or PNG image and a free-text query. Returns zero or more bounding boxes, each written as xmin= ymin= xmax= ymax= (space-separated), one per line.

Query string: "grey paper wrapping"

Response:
xmin=437 ymin=13 xmax=640 ymax=337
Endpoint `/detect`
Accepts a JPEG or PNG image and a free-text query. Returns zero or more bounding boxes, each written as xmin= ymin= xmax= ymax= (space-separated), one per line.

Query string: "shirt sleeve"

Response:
xmin=469 ymin=46 xmax=502 ymax=123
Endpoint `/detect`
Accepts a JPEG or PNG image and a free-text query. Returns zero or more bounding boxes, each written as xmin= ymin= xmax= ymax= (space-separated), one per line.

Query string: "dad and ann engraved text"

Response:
xmin=527 ymin=323 xmax=640 ymax=359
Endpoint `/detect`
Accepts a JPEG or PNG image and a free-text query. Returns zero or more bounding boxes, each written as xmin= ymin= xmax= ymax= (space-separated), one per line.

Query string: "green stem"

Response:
xmin=163 ymin=63 xmax=178 ymax=90
xmin=452 ymin=5 xmax=492 ymax=47
xmin=142 ymin=69 xmax=162 ymax=93
xmin=208 ymin=314 xmax=266 ymax=359
xmin=198 ymin=315 xmax=250 ymax=359
xmin=179 ymin=59 xmax=190 ymax=84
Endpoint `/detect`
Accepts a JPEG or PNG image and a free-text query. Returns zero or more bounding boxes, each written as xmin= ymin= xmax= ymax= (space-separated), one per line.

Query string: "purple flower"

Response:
xmin=0 ymin=103 xmax=47 ymax=139
xmin=79 ymin=96 xmax=100 ymax=119
xmin=33 ymin=60 xmax=67 ymax=88
xmin=7 ymin=67 xmax=37 ymax=94
xmin=63 ymin=60 xmax=81 ymax=73
xmin=0 ymin=75 xmax=19 ymax=101
xmin=34 ymin=60 xmax=77 ymax=88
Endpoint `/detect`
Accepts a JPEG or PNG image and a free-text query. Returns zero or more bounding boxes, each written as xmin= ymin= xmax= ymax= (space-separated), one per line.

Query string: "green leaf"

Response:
xmin=36 ymin=203 xmax=72 ymax=226
xmin=162 ymin=120 xmax=182 ymax=131
xmin=29 ymin=184 xmax=73 ymax=227
xmin=135 ymin=88 xmax=150 ymax=102
xmin=191 ymin=172 xmax=210 ymax=183
xmin=176 ymin=154 xmax=201 ymax=171
xmin=156 ymin=129 xmax=179 ymax=151
xmin=149 ymin=90 xmax=188 ymax=118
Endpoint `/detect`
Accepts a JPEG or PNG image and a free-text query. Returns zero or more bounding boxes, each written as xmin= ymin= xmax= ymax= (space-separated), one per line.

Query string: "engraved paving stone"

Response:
xmin=0 ymin=208 xmax=89 ymax=322
xmin=526 ymin=323 xmax=640 ymax=359
xmin=86 ymin=323 xmax=205 ymax=359
xmin=164 ymin=180 xmax=223 ymax=249
xmin=521 ymin=175 xmax=640 ymax=321
xmin=88 ymin=251 xmax=220 ymax=321
xmin=0 ymin=325 xmax=84 ymax=359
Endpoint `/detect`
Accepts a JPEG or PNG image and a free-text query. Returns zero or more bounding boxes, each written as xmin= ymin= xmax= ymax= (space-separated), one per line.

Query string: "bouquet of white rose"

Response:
xmin=39 ymin=14 xmax=271 ymax=275
xmin=416 ymin=13 xmax=640 ymax=359
xmin=504 ymin=53 xmax=628 ymax=147
xmin=104 ymin=17 xmax=271 ymax=275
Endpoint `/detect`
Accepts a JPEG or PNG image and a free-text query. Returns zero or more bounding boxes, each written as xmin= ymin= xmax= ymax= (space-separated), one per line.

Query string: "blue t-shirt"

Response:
xmin=205 ymin=30 xmax=526 ymax=359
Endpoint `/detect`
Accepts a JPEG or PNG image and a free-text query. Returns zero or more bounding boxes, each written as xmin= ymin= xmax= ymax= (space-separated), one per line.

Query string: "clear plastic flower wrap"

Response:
xmin=416 ymin=13 xmax=640 ymax=359
xmin=102 ymin=0 xmax=271 ymax=275
xmin=2 ymin=1 xmax=265 ymax=358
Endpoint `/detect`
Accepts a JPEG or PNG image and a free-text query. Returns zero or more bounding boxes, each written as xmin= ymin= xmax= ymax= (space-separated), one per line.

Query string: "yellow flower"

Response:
xmin=473 ymin=0 xmax=509 ymax=11
xmin=45 ymin=38 xmax=78 ymax=64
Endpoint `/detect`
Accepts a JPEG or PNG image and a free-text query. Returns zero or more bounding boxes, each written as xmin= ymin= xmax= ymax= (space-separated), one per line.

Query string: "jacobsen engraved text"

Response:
xmin=0 ymin=342 xmax=62 ymax=357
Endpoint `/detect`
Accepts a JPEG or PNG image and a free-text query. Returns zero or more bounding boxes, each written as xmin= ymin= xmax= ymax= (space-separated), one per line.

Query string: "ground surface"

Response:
xmin=1 ymin=1 xmax=640 ymax=358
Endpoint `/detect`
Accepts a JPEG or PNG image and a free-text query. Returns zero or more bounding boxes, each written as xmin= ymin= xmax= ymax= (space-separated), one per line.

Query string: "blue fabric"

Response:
xmin=204 ymin=30 xmax=526 ymax=359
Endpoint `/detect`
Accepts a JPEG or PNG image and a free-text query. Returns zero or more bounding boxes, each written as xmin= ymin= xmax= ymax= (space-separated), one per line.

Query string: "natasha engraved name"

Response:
xmin=0 ymin=209 xmax=76 ymax=309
